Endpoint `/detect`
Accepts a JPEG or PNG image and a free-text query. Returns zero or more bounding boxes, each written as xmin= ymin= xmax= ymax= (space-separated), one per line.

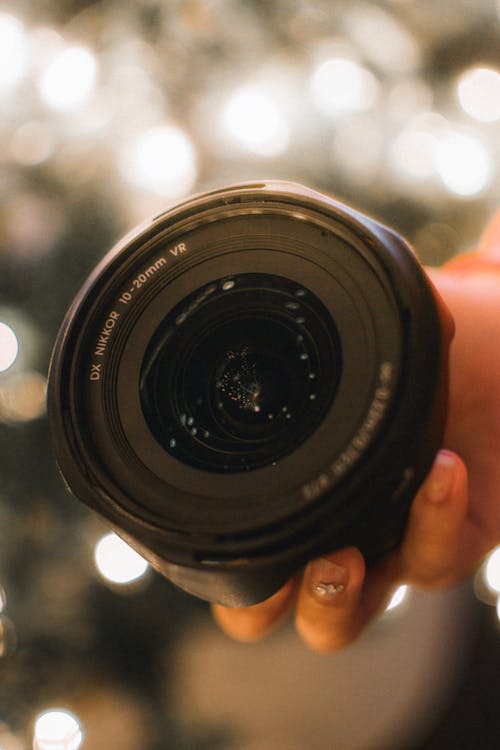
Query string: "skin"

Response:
xmin=212 ymin=210 xmax=500 ymax=653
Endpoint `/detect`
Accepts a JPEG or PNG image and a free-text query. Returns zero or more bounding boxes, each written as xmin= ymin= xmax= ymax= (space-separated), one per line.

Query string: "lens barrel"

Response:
xmin=48 ymin=182 xmax=453 ymax=606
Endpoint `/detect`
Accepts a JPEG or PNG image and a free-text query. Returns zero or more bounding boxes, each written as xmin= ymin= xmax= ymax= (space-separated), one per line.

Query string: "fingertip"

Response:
xmin=423 ymin=450 xmax=461 ymax=503
xmin=422 ymin=449 xmax=467 ymax=506
xmin=296 ymin=548 xmax=366 ymax=653
xmin=401 ymin=449 xmax=469 ymax=587
xmin=211 ymin=578 xmax=297 ymax=643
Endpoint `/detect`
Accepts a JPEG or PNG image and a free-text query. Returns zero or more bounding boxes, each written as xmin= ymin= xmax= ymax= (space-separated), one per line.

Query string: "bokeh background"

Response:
xmin=1 ymin=1 xmax=500 ymax=749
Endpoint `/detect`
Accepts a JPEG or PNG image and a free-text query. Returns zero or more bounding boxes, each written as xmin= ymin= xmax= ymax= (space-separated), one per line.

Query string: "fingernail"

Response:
xmin=427 ymin=450 xmax=456 ymax=504
xmin=308 ymin=556 xmax=348 ymax=599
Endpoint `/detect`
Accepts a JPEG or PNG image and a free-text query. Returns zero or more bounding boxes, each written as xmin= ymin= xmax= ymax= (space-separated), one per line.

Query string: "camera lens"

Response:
xmin=48 ymin=181 xmax=453 ymax=606
xmin=140 ymin=273 xmax=341 ymax=472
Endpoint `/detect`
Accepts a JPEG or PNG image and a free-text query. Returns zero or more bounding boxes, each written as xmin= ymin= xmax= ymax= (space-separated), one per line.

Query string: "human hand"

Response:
xmin=212 ymin=211 xmax=500 ymax=653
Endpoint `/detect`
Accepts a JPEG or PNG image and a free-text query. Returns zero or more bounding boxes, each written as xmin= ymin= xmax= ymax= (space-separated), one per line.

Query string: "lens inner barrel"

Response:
xmin=140 ymin=273 xmax=341 ymax=472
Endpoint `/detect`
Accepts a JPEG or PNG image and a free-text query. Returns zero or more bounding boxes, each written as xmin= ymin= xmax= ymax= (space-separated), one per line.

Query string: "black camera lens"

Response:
xmin=48 ymin=181 xmax=453 ymax=606
xmin=140 ymin=273 xmax=341 ymax=472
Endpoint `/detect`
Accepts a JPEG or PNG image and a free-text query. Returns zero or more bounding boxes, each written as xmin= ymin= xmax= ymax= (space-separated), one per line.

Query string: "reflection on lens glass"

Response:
xmin=140 ymin=274 xmax=341 ymax=473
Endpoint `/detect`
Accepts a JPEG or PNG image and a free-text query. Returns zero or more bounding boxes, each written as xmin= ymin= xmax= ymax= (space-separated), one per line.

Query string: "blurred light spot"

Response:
xmin=331 ymin=115 xmax=383 ymax=184
xmin=411 ymin=111 xmax=450 ymax=133
xmin=0 ymin=615 xmax=16 ymax=658
xmin=39 ymin=46 xmax=98 ymax=110
xmin=386 ymin=584 xmax=409 ymax=612
xmin=107 ymin=63 xmax=165 ymax=134
xmin=94 ymin=532 xmax=149 ymax=585
xmin=67 ymin=87 xmax=116 ymax=137
xmin=391 ymin=111 xmax=449 ymax=182
xmin=387 ymin=78 xmax=433 ymax=123
xmin=33 ymin=709 xmax=83 ymax=750
xmin=4 ymin=194 xmax=65 ymax=261
xmin=484 ymin=546 xmax=500 ymax=593
xmin=345 ymin=4 xmax=420 ymax=74
xmin=222 ymin=85 xmax=290 ymax=156
xmin=0 ymin=323 xmax=19 ymax=373
xmin=0 ymin=13 xmax=27 ymax=91
xmin=0 ymin=586 xmax=5 ymax=612
xmin=436 ymin=132 xmax=492 ymax=196
xmin=310 ymin=57 xmax=379 ymax=117
xmin=0 ymin=371 xmax=47 ymax=423
xmin=457 ymin=66 xmax=500 ymax=123
xmin=10 ymin=121 xmax=55 ymax=165
xmin=413 ymin=222 xmax=458 ymax=266
xmin=107 ymin=37 xmax=159 ymax=82
xmin=473 ymin=565 xmax=496 ymax=605
xmin=28 ymin=26 xmax=65 ymax=69
xmin=391 ymin=129 xmax=439 ymax=179
xmin=122 ymin=125 xmax=197 ymax=198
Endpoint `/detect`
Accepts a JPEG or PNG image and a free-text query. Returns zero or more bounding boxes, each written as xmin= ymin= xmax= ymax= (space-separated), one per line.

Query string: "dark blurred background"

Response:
xmin=1 ymin=1 xmax=500 ymax=749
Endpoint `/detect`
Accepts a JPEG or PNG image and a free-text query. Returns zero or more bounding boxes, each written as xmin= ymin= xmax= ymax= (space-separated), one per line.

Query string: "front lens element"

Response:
xmin=140 ymin=273 xmax=341 ymax=472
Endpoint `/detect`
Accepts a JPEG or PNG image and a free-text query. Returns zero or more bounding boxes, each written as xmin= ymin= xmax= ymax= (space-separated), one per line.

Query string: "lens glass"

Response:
xmin=140 ymin=273 xmax=341 ymax=472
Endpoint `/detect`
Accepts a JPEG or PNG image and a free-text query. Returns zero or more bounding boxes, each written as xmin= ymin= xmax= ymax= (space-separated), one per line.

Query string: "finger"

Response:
xmin=399 ymin=449 xmax=469 ymax=588
xmin=294 ymin=547 xmax=366 ymax=653
xmin=211 ymin=577 xmax=298 ymax=642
